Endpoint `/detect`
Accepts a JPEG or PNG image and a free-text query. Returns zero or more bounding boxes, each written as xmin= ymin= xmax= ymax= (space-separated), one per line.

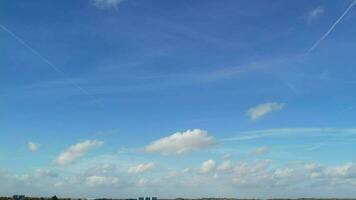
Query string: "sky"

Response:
xmin=1 ymin=0 xmax=356 ymax=198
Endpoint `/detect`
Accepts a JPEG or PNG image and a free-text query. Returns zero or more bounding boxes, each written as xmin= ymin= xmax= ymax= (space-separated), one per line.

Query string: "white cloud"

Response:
xmin=3 ymin=157 xmax=356 ymax=198
xmin=253 ymin=146 xmax=270 ymax=155
xmin=247 ymin=102 xmax=285 ymax=120
xmin=217 ymin=160 xmax=232 ymax=172
xmin=221 ymin=153 xmax=231 ymax=160
xmin=233 ymin=160 xmax=271 ymax=176
xmin=182 ymin=168 xmax=191 ymax=173
xmin=137 ymin=177 xmax=148 ymax=186
xmin=85 ymin=175 xmax=119 ymax=187
xmin=303 ymin=162 xmax=356 ymax=179
xmin=304 ymin=163 xmax=323 ymax=172
xmin=307 ymin=6 xmax=325 ymax=24
xmin=274 ymin=168 xmax=294 ymax=178
xmin=145 ymin=129 xmax=214 ymax=155
xmin=324 ymin=162 xmax=356 ymax=178
xmin=54 ymin=140 xmax=104 ymax=165
xmin=92 ymin=0 xmax=125 ymax=9
xmin=27 ymin=142 xmax=39 ymax=151
xmin=128 ymin=162 xmax=156 ymax=174
xmin=199 ymin=160 xmax=216 ymax=173
xmin=93 ymin=163 xmax=117 ymax=174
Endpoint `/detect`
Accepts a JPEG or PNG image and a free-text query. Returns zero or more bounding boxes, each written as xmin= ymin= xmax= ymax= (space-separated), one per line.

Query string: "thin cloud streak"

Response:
xmin=308 ymin=0 xmax=356 ymax=52
xmin=0 ymin=24 xmax=101 ymax=105
xmin=93 ymin=0 xmax=125 ymax=9
xmin=222 ymin=128 xmax=356 ymax=142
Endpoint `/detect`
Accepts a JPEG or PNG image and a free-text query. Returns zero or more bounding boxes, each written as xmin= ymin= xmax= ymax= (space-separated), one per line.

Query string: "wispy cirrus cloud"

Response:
xmin=307 ymin=6 xmax=325 ymax=24
xmin=253 ymin=146 xmax=270 ymax=155
xmin=247 ymin=102 xmax=285 ymax=120
xmin=222 ymin=128 xmax=356 ymax=142
xmin=54 ymin=140 xmax=104 ymax=165
xmin=92 ymin=0 xmax=125 ymax=10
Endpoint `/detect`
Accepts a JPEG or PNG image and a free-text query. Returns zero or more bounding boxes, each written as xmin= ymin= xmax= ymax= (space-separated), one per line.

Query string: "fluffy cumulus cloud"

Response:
xmin=145 ymin=129 xmax=214 ymax=155
xmin=247 ymin=102 xmax=285 ymax=120
xmin=217 ymin=160 xmax=232 ymax=172
xmin=92 ymin=0 xmax=125 ymax=9
xmin=2 ymin=159 xmax=356 ymax=197
xmin=27 ymin=141 xmax=39 ymax=151
xmin=54 ymin=140 xmax=104 ymax=165
xmin=199 ymin=160 xmax=216 ymax=173
xmin=128 ymin=162 xmax=156 ymax=174
xmin=324 ymin=163 xmax=356 ymax=178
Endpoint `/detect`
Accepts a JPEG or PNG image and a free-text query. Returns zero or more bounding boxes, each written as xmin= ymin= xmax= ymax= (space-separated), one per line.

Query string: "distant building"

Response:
xmin=13 ymin=195 xmax=25 ymax=200
xmin=138 ymin=196 xmax=157 ymax=200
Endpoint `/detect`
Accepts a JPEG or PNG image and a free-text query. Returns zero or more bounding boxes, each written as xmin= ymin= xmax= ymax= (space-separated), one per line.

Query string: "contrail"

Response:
xmin=308 ymin=0 xmax=356 ymax=53
xmin=0 ymin=24 xmax=95 ymax=98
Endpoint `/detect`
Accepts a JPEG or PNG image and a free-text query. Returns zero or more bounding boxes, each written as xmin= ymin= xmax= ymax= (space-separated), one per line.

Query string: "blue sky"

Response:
xmin=1 ymin=0 xmax=356 ymax=198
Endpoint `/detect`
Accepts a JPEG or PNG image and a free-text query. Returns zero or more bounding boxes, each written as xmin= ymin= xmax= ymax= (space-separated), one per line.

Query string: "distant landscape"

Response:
xmin=2 ymin=198 xmax=356 ymax=200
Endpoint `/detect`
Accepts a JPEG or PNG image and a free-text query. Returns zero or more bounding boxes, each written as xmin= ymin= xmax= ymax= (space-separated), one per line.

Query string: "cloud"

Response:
xmin=304 ymin=163 xmax=323 ymax=172
xmin=85 ymin=175 xmax=120 ymax=187
xmin=221 ymin=153 xmax=231 ymax=160
xmin=137 ymin=177 xmax=148 ymax=186
xmin=128 ymin=162 xmax=156 ymax=174
xmin=0 ymin=24 xmax=96 ymax=101
xmin=246 ymin=102 xmax=285 ymax=120
xmin=274 ymin=168 xmax=294 ymax=178
xmin=307 ymin=6 xmax=325 ymax=24
xmin=217 ymin=160 xmax=232 ymax=172
xmin=233 ymin=160 xmax=271 ymax=176
xmin=199 ymin=160 xmax=216 ymax=173
xmin=182 ymin=168 xmax=191 ymax=173
xmin=308 ymin=0 xmax=356 ymax=52
xmin=27 ymin=142 xmax=39 ymax=151
xmin=223 ymin=127 xmax=356 ymax=142
xmin=145 ymin=129 xmax=214 ymax=155
xmin=253 ymin=146 xmax=270 ymax=155
xmin=303 ymin=162 xmax=356 ymax=179
xmin=324 ymin=162 xmax=356 ymax=178
xmin=3 ymin=156 xmax=356 ymax=198
xmin=54 ymin=140 xmax=104 ymax=165
xmin=34 ymin=169 xmax=59 ymax=178
xmin=92 ymin=163 xmax=117 ymax=174
xmin=92 ymin=0 xmax=125 ymax=9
